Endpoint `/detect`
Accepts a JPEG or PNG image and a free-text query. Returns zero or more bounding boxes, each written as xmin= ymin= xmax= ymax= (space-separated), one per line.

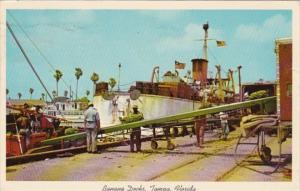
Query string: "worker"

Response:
xmin=125 ymin=98 xmax=131 ymax=117
xmin=244 ymin=92 xmax=249 ymax=101
xmin=194 ymin=103 xmax=211 ymax=148
xmin=194 ymin=115 xmax=206 ymax=148
xmin=112 ymin=96 xmax=119 ymax=122
xmin=84 ymin=103 xmax=100 ymax=153
xmin=199 ymin=88 xmax=204 ymax=102
xmin=17 ymin=103 xmax=31 ymax=148
xmin=29 ymin=105 xmax=42 ymax=133
xmin=130 ymin=105 xmax=143 ymax=152
xmin=219 ymin=112 xmax=229 ymax=140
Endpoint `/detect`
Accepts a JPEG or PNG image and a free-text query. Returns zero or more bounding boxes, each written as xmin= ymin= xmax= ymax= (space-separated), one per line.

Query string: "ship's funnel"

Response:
xmin=192 ymin=58 xmax=208 ymax=83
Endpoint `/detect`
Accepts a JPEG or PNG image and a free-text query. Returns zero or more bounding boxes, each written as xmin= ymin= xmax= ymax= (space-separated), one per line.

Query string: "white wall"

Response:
xmin=93 ymin=94 xmax=202 ymax=127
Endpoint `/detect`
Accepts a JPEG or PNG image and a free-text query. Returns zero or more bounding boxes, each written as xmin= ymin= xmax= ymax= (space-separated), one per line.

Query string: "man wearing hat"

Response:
xmin=84 ymin=102 xmax=100 ymax=153
xmin=219 ymin=112 xmax=229 ymax=140
xmin=130 ymin=105 xmax=142 ymax=152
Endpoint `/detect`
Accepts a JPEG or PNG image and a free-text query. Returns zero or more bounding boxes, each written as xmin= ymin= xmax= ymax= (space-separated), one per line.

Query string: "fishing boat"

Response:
xmin=43 ymin=96 xmax=86 ymax=128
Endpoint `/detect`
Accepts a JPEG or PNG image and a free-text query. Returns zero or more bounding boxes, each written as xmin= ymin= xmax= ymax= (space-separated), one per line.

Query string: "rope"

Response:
xmin=119 ymin=81 xmax=136 ymax=87
xmin=7 ymin=11 xmax=70 ymax=89
xmin=208 ymin=46 xmax=228 ymax=75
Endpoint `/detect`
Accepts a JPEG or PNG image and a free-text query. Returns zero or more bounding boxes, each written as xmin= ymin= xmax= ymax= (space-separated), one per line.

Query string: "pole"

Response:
xmin=237 ymin=66 xmax=242 ymax=101
xmin=192 ymin=81 xmax=196 ymax=110
xmin=6 ymin=22 xmax=53 ymax=102
xmin=118 ymin=63 xmax=121 ymax=92
xmin=69 ymin=86 xmax=72 ymax=100
xmin=13 ymin=115 xmax=23 ymax=155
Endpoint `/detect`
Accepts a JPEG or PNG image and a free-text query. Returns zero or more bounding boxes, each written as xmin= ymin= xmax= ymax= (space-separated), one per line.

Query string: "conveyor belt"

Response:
xmin=41 ymin=96 xmax=276 ymax=146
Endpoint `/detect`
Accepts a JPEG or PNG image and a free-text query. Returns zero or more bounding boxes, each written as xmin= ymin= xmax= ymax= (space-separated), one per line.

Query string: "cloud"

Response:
xmin=234 ymin=14 xmax=291 ymax=42
xmin=8 ymin=10 xmax=97 ymax=33
xmin=138 ymin=10 xmax=182 ymax=21
xmin=156 ymin=23 xmax=223 ymax=52
xmin=63 ymin=10 xmax=97 ymax=24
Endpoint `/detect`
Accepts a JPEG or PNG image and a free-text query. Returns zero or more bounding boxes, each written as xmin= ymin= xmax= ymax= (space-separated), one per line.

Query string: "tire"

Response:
xmin=167 ymin=141 xmax=175 ymax=150
xmin=260 ymin=146 xmax=272 ymax=164
xmin=151 ymin=140 xmax=158 ymax=150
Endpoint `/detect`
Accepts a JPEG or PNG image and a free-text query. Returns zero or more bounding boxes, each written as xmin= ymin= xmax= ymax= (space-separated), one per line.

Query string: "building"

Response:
xmin=275 ymin=38 xmax=292 ymax=121
xmin=241 ymin=82 xmax=276 ymax=99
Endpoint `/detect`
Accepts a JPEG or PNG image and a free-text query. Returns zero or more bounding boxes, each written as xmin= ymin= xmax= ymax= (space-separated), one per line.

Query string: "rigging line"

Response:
xmin=207 ymin=46 xmax=219 ymax=64
xmin=6 ymin=22 xmax=53 ymax=102
xmin=207 ymin=47 xmax=228 ymax=75
xmin=119 ymin=81 xmax=136 ymax=86
xmin=7 ymin=11 xmax=70 ymax=89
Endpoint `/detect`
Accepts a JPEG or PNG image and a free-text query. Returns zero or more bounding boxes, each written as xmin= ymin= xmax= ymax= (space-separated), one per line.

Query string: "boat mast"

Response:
xmin=202 ymin=22 xmax=209 ymax=60
xmin=6 ymin=22 xmax=53 ymax=102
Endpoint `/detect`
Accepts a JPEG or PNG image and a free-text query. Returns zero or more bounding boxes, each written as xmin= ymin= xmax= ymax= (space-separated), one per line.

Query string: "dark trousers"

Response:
xmin=130 ymin=127 xmax=141 ymax=152
xmin=195 ymin=117 xmax=206 ymax=147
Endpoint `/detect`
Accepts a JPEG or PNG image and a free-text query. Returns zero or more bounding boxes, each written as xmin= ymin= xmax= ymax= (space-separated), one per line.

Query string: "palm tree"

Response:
xmin=52 ymin=90 xmax=57 ymax=98
xmin=53 ymin=69 xmax=63 ymax=96
xmin=75 ymin=68 xmax=83 ymax=100
xmin=17 ymin=92 xmax=22 ymax=100
xmin=90 ymin=72 xmax=99 ymax=95
xmin=41 ymin=93 xmax=45 ymax=101
xmin=108 ymin=77 xmax=117 ymax=92
xmin=86 ymin=90 xmax=90 ymax=97
xmin=6 ymin=88 xmax=9 ymax=99
xmin=29 ymin=88 xmax=34 ymax=99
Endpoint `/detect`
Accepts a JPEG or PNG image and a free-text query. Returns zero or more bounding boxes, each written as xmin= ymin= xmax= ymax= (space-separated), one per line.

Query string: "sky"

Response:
xmin=6 ymin=9 xmax=291 ymax=100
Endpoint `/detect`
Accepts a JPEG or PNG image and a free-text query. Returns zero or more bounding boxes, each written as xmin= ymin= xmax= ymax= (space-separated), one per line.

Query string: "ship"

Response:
xmin=92 ymin=22 xmax=241 ymax=126
xmin=95 ymin=23 xmax=240 ymax=105
xmin=43 ymin=96 xmax=86 ymax=128
xmin=6 ymin=19 xmax=291 ymax=158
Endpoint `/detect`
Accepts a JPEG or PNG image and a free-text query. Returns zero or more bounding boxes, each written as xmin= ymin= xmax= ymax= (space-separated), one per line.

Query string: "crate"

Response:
xmin=28 ymin=132 xmax=48 ymax=149
xmin=6 ymin=134 xmax=26 ymax=157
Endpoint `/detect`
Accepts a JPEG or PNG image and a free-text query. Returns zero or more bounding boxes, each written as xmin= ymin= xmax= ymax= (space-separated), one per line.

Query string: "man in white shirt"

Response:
xmin=219 ymin=112 xmax=229 ymax=140
xmin=84 ymin=103 xmax=100 ymax=153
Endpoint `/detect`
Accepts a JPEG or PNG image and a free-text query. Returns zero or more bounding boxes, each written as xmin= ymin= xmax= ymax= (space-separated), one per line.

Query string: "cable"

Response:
xmin=208 ymin=46 xmax=229 ymax=76
xmin=119 ymin=81 xmax=136 ymax=87
xmin=207 ymin=46 xmax=220 ymax=65
xmin=7 ymin=11 xmax=70 ymax=89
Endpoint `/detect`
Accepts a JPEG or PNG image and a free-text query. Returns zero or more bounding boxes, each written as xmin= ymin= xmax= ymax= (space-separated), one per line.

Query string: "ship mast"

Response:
xmin=202 ymin=22 xmax=209 ymax=60
xmin=6 ymin=22 xmax=53 ymax=102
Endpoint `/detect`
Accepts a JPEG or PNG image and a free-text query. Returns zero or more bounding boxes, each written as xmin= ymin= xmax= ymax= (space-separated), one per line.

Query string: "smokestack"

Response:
xmin=192 ymin=58 xmax=208 ymax=83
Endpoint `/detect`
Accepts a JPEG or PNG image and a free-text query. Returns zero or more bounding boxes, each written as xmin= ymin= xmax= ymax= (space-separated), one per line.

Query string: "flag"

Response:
xmin=175 ymin=60 xmax=186 ymax=69
xmin=216 ymin=40 xmax=226 ymax=47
